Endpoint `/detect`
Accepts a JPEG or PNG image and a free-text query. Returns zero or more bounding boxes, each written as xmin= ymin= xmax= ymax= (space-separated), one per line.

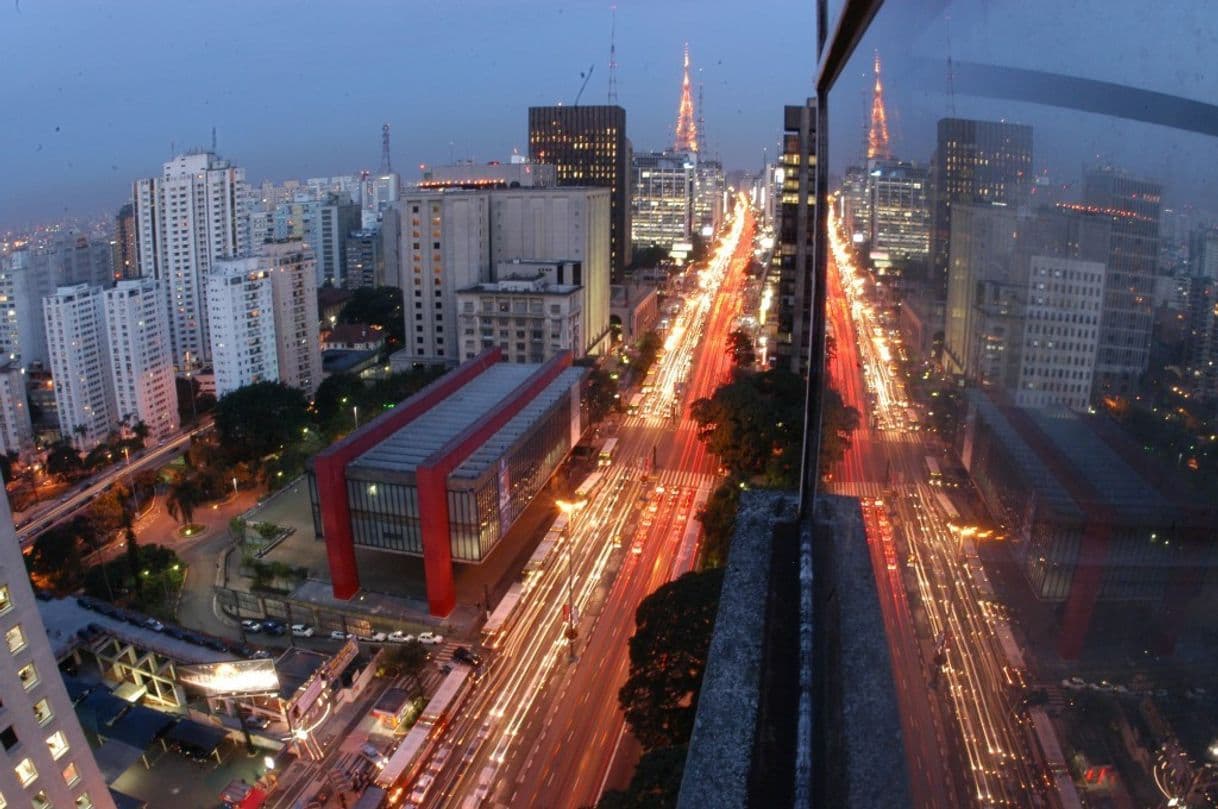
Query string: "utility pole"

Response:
xmin=556 ymin=498 xmax=587 ymax=662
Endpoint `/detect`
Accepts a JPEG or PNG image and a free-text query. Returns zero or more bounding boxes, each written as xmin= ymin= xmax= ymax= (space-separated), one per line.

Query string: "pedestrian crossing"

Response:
xmin=827 ymin=481 xmax=887 ymax=500
xmin=652 ymin=468 xmax=721 ymax=492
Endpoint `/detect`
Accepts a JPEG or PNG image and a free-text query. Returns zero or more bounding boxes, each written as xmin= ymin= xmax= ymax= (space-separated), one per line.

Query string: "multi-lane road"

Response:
xmin=402 ymin=201 xmax=753 ymax=809
xmin=824 ymin=206 xmax=1048 ymax=808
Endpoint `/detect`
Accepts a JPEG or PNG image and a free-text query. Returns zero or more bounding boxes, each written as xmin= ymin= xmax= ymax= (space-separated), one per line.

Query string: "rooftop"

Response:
xmin=273 ymin=647 xmax=329 ymax=700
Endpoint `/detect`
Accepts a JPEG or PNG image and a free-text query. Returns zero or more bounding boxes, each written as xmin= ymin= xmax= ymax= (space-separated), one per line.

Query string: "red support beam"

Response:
xmin=416 ymin=351 xmax=575 ymax=616
xmin=314 ymin=348 xmax=503 ymax=599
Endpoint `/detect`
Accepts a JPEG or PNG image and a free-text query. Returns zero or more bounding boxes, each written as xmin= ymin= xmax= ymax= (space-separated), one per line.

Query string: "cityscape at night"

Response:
xmin=1 ymin=1 xmax=1217 ymax=808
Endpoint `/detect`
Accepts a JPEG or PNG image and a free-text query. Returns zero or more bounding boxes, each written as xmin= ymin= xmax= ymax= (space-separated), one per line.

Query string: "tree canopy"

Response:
xmin=214 ymin=381 xmax=311 ymax=464
xmin=618 ymin=568 xmax=725 ymax=751
xmin=690 ymin=369 xmax=805 ymax=487
xmin=338 ymin=286 xmax=405 ymax=350
xmin=584 ymin=368 xmax=620 ymax=423
xmin=726 ymin=328 xmax=756 ymax=367
xmin=595 ymin=745 xmax=688 ymax=809
xmin=697 ymin=480 xmax=741 ymax=570
xmin=817 ymin=385 xmax=862 ymax=477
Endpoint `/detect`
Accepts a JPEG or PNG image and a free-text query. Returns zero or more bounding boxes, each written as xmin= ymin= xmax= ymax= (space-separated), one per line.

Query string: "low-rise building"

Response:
xmin=457 ymin=275 xmax=583 ymax=364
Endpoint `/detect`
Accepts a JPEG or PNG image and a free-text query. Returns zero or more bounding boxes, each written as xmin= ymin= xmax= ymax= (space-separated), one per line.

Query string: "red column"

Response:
xmin=416 ymin=465 xmax=456 ymax=616
xmin=1056 ymin=520 xmax=1111 ymax=660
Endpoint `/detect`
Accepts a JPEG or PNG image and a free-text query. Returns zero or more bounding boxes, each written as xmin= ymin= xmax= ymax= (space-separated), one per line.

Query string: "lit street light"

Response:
xmin=556 ymin=497 xmax=587 ymax=662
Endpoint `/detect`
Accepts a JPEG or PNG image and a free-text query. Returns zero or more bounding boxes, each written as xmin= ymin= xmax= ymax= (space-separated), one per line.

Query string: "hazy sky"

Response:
xmin=0 ymin=0 xmax=814 ymax=228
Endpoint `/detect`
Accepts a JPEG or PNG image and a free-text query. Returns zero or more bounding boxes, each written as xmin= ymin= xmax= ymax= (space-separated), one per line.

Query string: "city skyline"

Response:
xmin=0 ymin=0 xmax=814 ymax=228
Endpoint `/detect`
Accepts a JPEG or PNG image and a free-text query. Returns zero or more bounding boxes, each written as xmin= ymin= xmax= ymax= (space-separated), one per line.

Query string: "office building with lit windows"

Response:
xmin=528 ymin=105 xmax=631 ymax=281
xmin=867 ymin=159 xmax=930 ymax=268
xmin=929 ymin=118 xmax=1033 ymax=305
xmin=631 ymin=151 xmax=693 ymax=251
xmin=310 ymin=348 xmax=586 ymax=616
xmin=1082 ymin=168 xmax=1162 ymax=399
xmin=772 ymin=99 xmax=817 ymax=376
xmin=0 ymin=490 xmax=116 ymax=809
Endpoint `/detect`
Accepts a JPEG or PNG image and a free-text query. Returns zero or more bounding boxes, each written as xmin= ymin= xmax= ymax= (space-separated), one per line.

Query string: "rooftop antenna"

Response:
xmin=380 ymin=123 xmax=393 ymax=174
xmin=211 ymin=126 xmax=217 ymax=153
xmin=608 ymin=5 xmax=619 ymax=104
xmin=945 ymin=14 xmax=957 ymax=116
xmin=574 ymin=63 xmax=595 ymax=107
xmin=697 ymin=81 xmax=706 ymax=156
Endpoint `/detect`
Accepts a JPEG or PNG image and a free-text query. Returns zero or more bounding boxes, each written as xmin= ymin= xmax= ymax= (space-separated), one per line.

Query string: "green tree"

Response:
xmin=380 ymin=640 xmax=430 ymax=697
xmin=585 ymin=368 xmax=620 ymax=422
xmin=45 ymin=440 xmax=82 ymax=480
xmin=165 ymin=476 xmax=203 ymax=529
xmin=87 ymin=484 xmax=132 ymax=535
xmin=0 ymin=451 xmax=16 ymax=484
xmin=636 ymin=331 xmax=663 ymax=377
xmin=690 ymin=369 xmax=805 ymax=486
xmin=339 ymin=286 xmax=405 ymax=349
xmin=313 ymin=373 xmax=368 ymax=431
xmin=726 ymin=328 xmax=756 ymax=367
xmin=818 ymin=385 xmax=862 ymax=476
xmin=596 ymin=745 xmax=688 ymax=809
xmin=124 ymin=523 xmax=141 ymax=598
xmin=27 ymin=525 xmax=85 ymax=591
xmin=618 ymin=568 xmax=725 ymax=751
xmin=131 ymin=419 xmax=150 ymax=444
xmin=697 ymin=480 xmax=741 ymax=570
xmin=214 ymin=381 xmax=311 ymax=464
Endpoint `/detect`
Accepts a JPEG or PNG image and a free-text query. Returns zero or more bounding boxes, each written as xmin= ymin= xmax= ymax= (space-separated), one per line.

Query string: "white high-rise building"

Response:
xmin=490 ymin=187 xmax=611 ymax=356
xmin=384 ymin=192 xmax=491 ymax=363
xmin=1015 ymin=256 xmax=1106 ymax=411
xmin=262 ymin=242 xmax=322 ymax=396
xmin=0 ymin=361 xmax=34 ymax=458
xmin=43 ymin=285 xmax=115 ymax=450
xmin=133 ymin=152 xmax=249 ymax=369
xmin=0 ymin=250 xmax=49 ymax=368
xmin=206 ymin=260 xmax=276 ymax=398
xmin=0 ymin=490 xmax=116 ymax=809
xmin=360 ymin=173 xmax=401 ymax=228
xmin=102 ymin=278 xmax=179 ymax=442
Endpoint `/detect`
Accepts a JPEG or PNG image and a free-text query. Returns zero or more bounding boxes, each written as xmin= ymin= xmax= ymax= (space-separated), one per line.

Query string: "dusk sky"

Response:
xmin=0 ymin=0 xmax=814 ymax=228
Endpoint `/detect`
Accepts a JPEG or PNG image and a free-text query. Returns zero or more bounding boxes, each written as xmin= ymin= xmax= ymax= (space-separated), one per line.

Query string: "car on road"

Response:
xmin=417 ymin=632 xmax=443 ymax=645
xmin=409 ymin=773 xmax=435 ymax=804
xmin=631 ymin=541 xmax=644 ymax=555
xmin=360 ymin=631 xmax=387 ymax=643
xmin=453 ymin=647 xmax=482 ymax=667
xmin=144 ymin=618 xmax=165 ymax=632
xmin=387 ymin=630 xmax=414 ymax=643
xmin=260 ymin=620 xmax=286 ymax=636
xmin=329 ymin=630 xmax=351 ymax=641
xmin=240 ymin=620 xmax=263 ymax=633
xmin=291 ymin=623 xmax=314 ymax=637
xmin=427 ymin=745 xmax=452 ymax=773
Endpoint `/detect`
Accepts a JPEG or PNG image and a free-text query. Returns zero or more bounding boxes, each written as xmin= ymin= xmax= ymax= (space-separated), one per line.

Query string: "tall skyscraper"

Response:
xmin=0 ymin=250 xmax=49 ymax=368
xmin=631 ymin=151 xmax=693 ymax=251
xmin=0 ymin=489 xmax=116 ymax=809
xmin=133 ymin=151 xmax=249 ymax=369
xmin=1082 ymin=167 xmax=1163 ymax=399
xmin=528 ymin=105 xmax=631 ymax=281
xmin=114 ymin=203 xmax=138 ymax=280
xmin=930 ymin=118 xmax=1033 ymax=305
xmin=868 ymin=159 xmax=930 ymax=269
xmin=1184 ymin=228 xmax=1218 ymax=401
xmin=206 ymin=259 xmax=277 ymax=398
xmin=343 ymin=228 xmax=384 ymax=290
xmin=102 ymin=278 xmax=179 ymax=442
xmin=262 ymin=193 xmax=360 ymax=286
xmin=43 ymin=285 xmax=115 ymax=450
xmin=383 ymin=191 xmax=491 ymax=363
xmin=773 ymin=99 xmax=817 ymax=375
xmin=262 ymin=242 xmax=323 ymax=396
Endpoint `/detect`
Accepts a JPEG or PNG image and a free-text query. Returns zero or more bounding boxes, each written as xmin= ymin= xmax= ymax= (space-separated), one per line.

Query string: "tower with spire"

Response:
xmin=673 ymin=44 xmax=699 ymax=154
xmin=867 ymin=50 xmax=892 ymax=160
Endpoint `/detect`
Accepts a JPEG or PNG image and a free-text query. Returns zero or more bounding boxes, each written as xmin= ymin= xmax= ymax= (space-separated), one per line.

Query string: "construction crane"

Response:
xmin=574 ymin=63 xmax=595 ymax=107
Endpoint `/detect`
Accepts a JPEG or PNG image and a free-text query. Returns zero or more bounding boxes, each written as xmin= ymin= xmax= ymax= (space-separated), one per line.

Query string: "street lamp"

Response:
xmin=232 ymin=476 xmax=239 ymax=499
xmin=556 ymin=498 xmax=587 ymax=662
xmin=353 ymin=405 xmax=359 ymax=429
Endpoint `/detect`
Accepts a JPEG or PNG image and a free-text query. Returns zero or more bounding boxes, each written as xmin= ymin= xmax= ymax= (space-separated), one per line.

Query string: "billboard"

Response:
xmin=178 ymin=659 xmax=280 ymax=697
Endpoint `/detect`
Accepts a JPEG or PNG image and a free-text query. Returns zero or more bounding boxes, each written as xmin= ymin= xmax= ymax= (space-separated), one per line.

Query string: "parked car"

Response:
xmin=240 ymin=620 xmax=263 ymax=633
xmin=387 ymin=630 xmax=414 ymax=643
xmin=329 ymin=630 xmax=351 ymax=641
xmin=261 ymin=621 xmax=286 ymax=636
xmin=360 ymin=631 xmax=387 ymax=643
xmin=144 ymin=618 xmax=165 ymax=632
xmin=291 ymin=623 xmax=314 ymax=638
xmin=417 ymin=632 xmax=443 ymax=645
xmin=164 ymin=626 xmax=189 ymax=640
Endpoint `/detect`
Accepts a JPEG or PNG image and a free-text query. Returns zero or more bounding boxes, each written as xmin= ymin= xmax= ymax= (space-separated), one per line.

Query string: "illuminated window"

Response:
xmin=0 ymin=585 xmax=10 ymax=616
xmin=32 ymin=792 xmax=50 ymax=809
xmin=5 ymin=625 xmax=26 ymax=655
xmin=75 ymin=793 xmax=94 ymax=809
xmin=47 ymin=731 xmax=69 ymax=760
xmin=14 ymin=757 xmax=37 ymax=786
xmin=17 ymin=662 xmax=38 ymax=691
xmin=62 ymin=761 xmax=80 ymax=787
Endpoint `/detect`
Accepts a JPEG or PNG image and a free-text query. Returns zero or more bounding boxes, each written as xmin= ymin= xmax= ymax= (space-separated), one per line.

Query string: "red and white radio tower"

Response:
xmin=673 ymin=43 xmax=699 ymax=154
xmin=867 ymin=51 xmax=892 ymax=160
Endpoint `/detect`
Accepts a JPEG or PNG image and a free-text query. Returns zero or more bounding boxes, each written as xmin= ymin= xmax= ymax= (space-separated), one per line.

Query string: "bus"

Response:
xmin=598 ymin=438 xmax=618 ymax=467
xmin=481 ymin=582 xmax=524 ymax=649
xmin=573 ymin=471 xmax=604 ymax=500
xmin=641 ymin=368 xmax=658 ymax=392
xmin=627 ymin=392 xmax=644 ymax=414
xmin=376 ymin=664 xmax=476 ymax=796
xmin=925 ymin=456 xmax=943 ymax=486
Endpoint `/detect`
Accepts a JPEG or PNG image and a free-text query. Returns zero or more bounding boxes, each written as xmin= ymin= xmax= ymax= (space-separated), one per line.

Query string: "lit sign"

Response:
xmin=178 ymin=659 xmax=280 ymax=697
